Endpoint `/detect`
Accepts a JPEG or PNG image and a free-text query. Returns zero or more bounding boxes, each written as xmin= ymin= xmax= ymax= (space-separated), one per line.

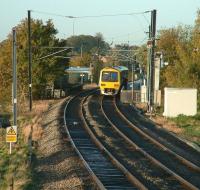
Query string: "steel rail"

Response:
xmin=64 ymin=89 xmax=142 ymax=189
xmin=100 ymin=96 xmax=199 ymax=190
xmin=64 ymin=91 xmax=106 ymax=190
xmin=81 ymin=93 xmax=148 ymax=190
xmin=114 ymin=97 xmax=200 ymax=172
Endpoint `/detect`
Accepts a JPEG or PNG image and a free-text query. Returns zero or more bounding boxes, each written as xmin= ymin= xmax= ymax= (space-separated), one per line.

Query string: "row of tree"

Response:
xmin=157 ymin=10 xmax=200 ymax=96
xmin=1 ymin=10 xmax=200 ymax=111
xmin=0 ymin=18 xmax=110 ymax=110
xmin=0 ymin=19 xmax=65 ymax=110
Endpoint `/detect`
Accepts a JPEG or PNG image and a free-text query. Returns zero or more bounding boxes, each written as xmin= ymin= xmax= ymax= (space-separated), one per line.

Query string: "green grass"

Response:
xmin=170 ymin=113 xmax=200 ymax=146
xmin=0 ymin=120 xmax=31 ymax=190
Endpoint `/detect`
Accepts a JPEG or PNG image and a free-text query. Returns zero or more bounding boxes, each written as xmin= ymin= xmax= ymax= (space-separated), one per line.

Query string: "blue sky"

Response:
xmin=0 ymin=0 xmax=199 ymax=45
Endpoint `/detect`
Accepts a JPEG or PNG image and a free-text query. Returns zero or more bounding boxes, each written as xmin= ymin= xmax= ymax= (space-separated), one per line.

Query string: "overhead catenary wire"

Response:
xmin=37 ymin=48 xmax=71 ymax=60
xmin=36 ymin=46 xmax=74 ymax=49
xmin=142 ymin=13 xmax=151 ymax=25
xmin=106 ymin=36 xmax=148 ymax=46
xmin=31 ymin=9 xmax=151 ymax=46
xmin=31 ymin=10 xmax=151 ymax=19
xmin=105 ymin=31 xmax=143 ymax=40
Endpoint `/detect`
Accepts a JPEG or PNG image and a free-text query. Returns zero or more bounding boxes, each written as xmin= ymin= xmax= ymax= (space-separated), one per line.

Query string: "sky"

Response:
xmin=0 ymin=0 xmax=200 ymax=45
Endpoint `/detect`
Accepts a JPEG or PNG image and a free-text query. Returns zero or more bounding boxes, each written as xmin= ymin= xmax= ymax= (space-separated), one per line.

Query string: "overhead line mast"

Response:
xmin=28 ymin=10 xmax=32 ymax=112
xmin=147 ymin=9 xmax=157 ymax=113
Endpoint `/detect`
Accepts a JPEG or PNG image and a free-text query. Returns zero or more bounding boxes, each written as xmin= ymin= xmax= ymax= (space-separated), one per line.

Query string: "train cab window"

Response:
xmin=102 ymin=72 xmax=118 ymax=82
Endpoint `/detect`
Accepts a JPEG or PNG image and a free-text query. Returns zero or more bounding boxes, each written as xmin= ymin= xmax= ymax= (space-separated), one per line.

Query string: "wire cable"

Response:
xmin=31 ymin=10 xmax=150 ymax=19
xmin=142 ymin=13 xmax=151 ymax=25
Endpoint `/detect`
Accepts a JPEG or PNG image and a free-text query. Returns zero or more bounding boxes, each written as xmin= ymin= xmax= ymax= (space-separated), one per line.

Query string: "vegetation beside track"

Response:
xmin=150 ymin=109 xmax=200 ymax=148
xmin=136 ymin=99 xmax=200 ymax=147
xmin=0 ymin=127 xmax=29 ymax=189
xmin=170 ymin=113 xmax=200 ymax=146
xmin=0 ymin=100 xmax=54 ymax=189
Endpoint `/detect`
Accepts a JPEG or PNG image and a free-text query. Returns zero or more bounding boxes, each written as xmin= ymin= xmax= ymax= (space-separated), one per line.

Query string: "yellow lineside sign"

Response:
xmin=6 ymin=126 xmax=17 ymax=143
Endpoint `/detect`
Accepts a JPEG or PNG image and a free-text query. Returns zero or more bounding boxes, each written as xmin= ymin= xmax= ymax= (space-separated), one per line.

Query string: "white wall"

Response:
xmin=163 ymin=88 xmax=197 ymax=117
xmin=141 ymin=85 xmax=147 ymax=103
xmin=154 ymin=57 xmax=161 ymax=91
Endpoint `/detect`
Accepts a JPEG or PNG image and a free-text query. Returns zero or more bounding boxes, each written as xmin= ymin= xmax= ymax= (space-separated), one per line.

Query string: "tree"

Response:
xmin=0 ymin=18 xmax=66 ymax=106
xmin=66 ymin=33 xmax=110 ymax=55
xmin=69 ymin=53 xmax=92 ymax=67
xmin=157 ymin=25 xmax=193 ymax=89
xmin=157 ymin=28 xmax=180 ymax=65
xmin=0 ymin=39 xmax=12 ymax=109
xmin=66 ymin=33 xmax=110 ymax=84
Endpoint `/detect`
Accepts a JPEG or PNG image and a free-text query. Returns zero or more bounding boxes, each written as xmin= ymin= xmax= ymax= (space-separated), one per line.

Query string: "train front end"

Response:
xmin=99 ymin=68 xmax=120 ymax=95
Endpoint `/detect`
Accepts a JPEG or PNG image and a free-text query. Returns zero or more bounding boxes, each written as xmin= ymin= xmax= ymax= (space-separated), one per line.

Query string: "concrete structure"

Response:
xmin=154 ymin=90 xmax=161 ymax=106
xmin=163 ymin=88 xmax=197 ymax=117
xmin=141 ymin=85 xmax=147 ymax=103
xmin=154 ymin=56 xmax=161 ymax=91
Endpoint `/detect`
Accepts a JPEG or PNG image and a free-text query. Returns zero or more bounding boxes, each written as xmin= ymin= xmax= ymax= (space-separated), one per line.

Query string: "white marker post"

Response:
xmin=10 ymin=142 xmax=12 ymax=154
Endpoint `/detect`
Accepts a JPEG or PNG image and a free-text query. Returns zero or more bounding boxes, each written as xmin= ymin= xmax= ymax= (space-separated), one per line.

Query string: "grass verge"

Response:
xmin=0 ymin=120 xmax=30 ymax=189
xmin=170 ymin=113 xmax=200 ymax=146
xmin=0 ymin=100 xmax=55 ymax=189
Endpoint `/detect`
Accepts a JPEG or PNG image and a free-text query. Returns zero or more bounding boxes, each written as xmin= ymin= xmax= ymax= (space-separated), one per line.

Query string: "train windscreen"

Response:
xmin=102 ymin=71 xmax=118 ymax=82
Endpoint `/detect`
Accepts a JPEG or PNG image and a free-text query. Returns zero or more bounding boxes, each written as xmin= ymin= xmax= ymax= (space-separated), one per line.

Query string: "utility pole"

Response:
xmin=147 ymin=9 xmax=156 ymax=112
xmin=11 ymin=28 xmax=17 ymax=155
xmin=28 ymin=10 xmax=32 ymax=111
xmin=147 ymin=25 xmax=151 ymax=112
xmin=12 ymin=28 xmax=17 ymax=129
xmin=131 ymin=60 xmax=134 ymax=103
xmin=133 ymin=55 xmax=137 ymax=102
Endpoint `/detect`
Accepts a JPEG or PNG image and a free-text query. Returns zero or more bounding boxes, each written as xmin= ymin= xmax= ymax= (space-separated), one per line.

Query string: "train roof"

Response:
xmin=102 ymin=66 xmax=128 ymax=72
xmin=113 ymin=66 xmax=128 ymax=71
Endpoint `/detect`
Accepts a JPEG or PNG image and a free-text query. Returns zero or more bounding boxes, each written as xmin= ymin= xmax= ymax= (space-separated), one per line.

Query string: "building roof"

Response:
xmin=65 ymin=66 xmax=91 ymax=74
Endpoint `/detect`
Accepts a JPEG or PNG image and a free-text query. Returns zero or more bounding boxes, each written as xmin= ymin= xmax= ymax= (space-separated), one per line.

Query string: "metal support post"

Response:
xmin=28 ymin=10 xmax=32 ymax=111
xmin=12 ymin=28 xmax=17 ymax=128
xmin=12 ymin=28 xmax=17 ymax=154
xmin=150 ymin=9 xmax=156 ymax=110
xmin=131 ymin=61 xmax=134 ymax=103
xmin=147 ymin=9 xmax=157 ymax=112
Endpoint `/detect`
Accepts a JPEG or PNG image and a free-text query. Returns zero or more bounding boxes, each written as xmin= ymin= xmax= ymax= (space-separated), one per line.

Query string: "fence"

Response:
xmin=120 ymin=90 xmax=147 ymax=104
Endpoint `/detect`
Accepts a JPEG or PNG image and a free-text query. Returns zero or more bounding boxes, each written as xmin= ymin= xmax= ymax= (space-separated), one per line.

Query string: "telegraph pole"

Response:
xmin=10 ymin=28 xmax=17 ymax=154
xmin=12 ymin=28 xmax=17 ymax=131
xmin=147 ymin=25 xmax=151 ymax=110
xmin=28 ymin=10 xmax=32 ymax=111
xmin=12 ymin=28 xmax=17 ymax=128
xmin=147 ymin=9 xmax=156 ymax=112
xmin=131 ymin=60 xmax=134 ymax=102
xmin=150 ymin=9 xmax=157 ymax=108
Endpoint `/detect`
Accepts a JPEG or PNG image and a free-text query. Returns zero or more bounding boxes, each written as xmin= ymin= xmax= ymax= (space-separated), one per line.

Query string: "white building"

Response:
xmin=163 ymin=88 xmax=197 ymax=117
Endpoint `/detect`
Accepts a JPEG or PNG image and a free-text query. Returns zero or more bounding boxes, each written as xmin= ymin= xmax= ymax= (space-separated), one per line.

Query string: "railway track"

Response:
xmin=64 ymin=90 xmax=200 ymax=189
xmin=100 ymin=95 xmax=200 ymax=189
xmin=85 ymin=93 xmax=200 ymax=189
xmin=64 ymin=90 xmax=146 ymax=190
xmin=115 ymin=99 xmax=200 ymax=167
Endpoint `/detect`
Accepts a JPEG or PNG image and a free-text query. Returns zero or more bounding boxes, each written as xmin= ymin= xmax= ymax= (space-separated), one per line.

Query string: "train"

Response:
xmin=99 ymin=66 xmax=128 ymax=95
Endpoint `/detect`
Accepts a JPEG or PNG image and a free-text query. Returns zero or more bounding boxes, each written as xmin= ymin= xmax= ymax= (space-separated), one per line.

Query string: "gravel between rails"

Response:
xmin=85 ymin=94 xmax=185 ymax=190
xmin=116 ymin=101 xmax=200 ymax=166
xmin=32 ymin=98 xmax=98 ymax=190
xmin=104 ymin=97 xmax=200 ymax=188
